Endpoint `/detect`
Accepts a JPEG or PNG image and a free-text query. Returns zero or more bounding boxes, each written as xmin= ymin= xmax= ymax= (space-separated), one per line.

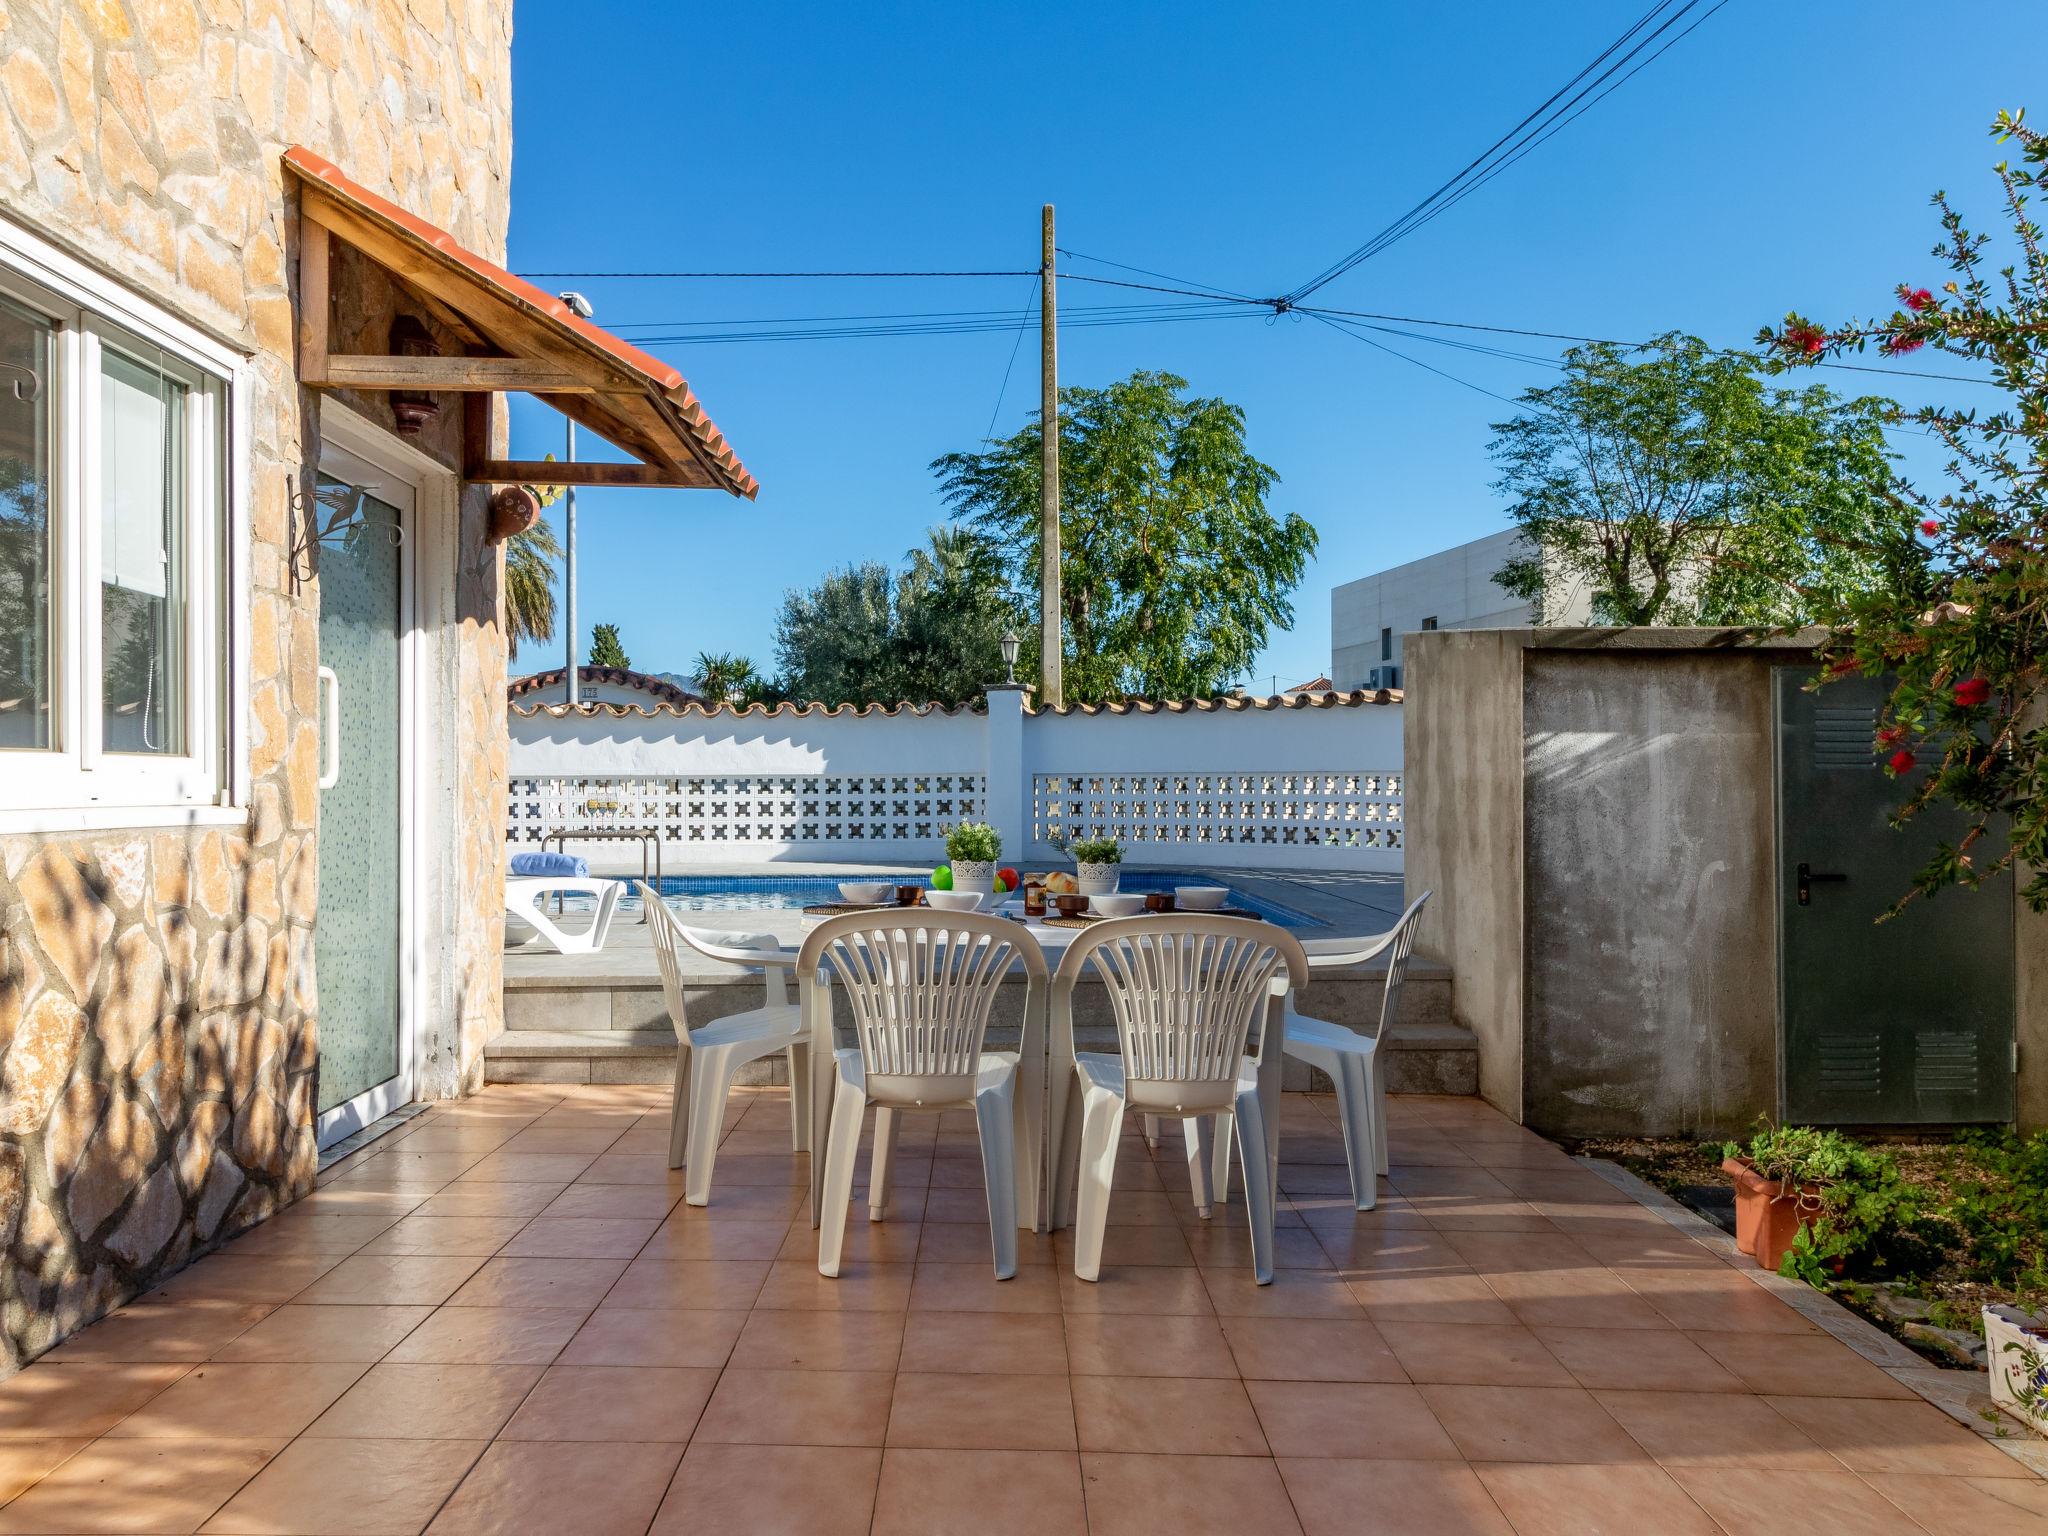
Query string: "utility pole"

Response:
xmin=1039 ymin=203 xmax=1062 ymax=708
xmin=558 ymin=291 xmax=594 ymax=706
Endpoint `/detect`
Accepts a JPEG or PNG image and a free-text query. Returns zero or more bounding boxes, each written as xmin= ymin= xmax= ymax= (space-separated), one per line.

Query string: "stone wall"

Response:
xmin=0 ymin=0 xmax=514 ymax=1368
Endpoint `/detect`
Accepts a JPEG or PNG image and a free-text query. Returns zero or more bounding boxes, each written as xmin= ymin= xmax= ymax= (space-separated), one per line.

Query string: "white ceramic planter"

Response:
xmin=950 ymin=859 xmax=996 ymax=895
xmin=1075 ymin=862 xmax=1120 ymax=898
xmin=1986 ymin=1304 xmax=2048 ymax=1436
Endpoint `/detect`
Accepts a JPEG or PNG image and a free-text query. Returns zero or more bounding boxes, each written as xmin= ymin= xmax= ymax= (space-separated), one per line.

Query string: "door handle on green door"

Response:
xmin=1796 ymin=862 xmax=1847 ymax=906
xmin=317 ymin=665 xmax=340 ymax=789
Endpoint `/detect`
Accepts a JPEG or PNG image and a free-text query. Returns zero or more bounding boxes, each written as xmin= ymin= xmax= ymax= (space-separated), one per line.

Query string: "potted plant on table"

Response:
xmin=943 ymin=822 xmax=1002 ymax=895
xmin=1071 ymin=836 xmax=1122 ymax=898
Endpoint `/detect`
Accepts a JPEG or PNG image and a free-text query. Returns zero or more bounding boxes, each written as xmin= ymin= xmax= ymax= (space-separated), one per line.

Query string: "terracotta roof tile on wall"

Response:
xmin=507 ymin=687 xmax=1401 ymax=722
xmin=507 ymin=696 xmax=986 ymax=721
xmin=507 ymin=666 xmax=704 ymax=708
xmin=1026 ymin=687 xmax=1399 ymax=717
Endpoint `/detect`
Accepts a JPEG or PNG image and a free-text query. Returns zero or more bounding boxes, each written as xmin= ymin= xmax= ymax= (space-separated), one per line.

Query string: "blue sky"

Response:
xmin=504 ymin=0 xmax=2027 ymax=690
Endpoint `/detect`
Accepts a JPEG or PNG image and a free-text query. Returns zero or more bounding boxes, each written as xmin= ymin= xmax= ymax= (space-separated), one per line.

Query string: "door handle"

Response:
xmin=317 ymin=665 xmax=341 ymax=789
xmin=1796 ymin=861 xmax=1846 ymax=906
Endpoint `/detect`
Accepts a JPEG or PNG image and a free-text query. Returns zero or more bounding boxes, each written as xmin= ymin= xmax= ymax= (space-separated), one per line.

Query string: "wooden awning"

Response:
xmin=283 ymin=148 xmax=757 ymax=498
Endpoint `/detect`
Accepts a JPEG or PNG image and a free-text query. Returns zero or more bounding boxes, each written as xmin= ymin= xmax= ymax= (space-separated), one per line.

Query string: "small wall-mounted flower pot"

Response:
xmin=1721 ymin=1156 xmax=1823 ymax=1272
xmin=1985 ymin=1304 xmax=2048 ymax=1437
xmin=487 ymin=484 xmax=542 ymax=544
xmin=1075 ymin=861 xmax=1120 ymax=897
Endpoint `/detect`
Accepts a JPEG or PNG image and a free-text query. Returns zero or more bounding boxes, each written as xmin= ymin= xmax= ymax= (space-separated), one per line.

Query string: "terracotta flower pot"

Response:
xmin=487 ymin=484 xmax=542 ymax=544
xmin=1722 ymin=1156 xmax=1824 ymax=1272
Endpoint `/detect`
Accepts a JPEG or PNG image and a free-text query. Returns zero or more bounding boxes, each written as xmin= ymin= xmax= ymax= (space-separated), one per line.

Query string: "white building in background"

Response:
xmin=1330 ymin=529 xmax=1596 ymax=690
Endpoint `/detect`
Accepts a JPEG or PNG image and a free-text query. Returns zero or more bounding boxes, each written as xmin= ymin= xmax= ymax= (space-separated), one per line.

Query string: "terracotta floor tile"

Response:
xmin=1668 ymin=1466 xmax=1933 ymax=1536
xmin=198 ymin=1436 xmax=484 ymax=1535
xmin=1861 ymin=1471 xmax=2048 ymax=1533
xmin=1079 ymin=1452 xmax=1304 ymax=1536
xmin=1595 ymin=1387 xmax=1841 ymax=1472
xmin=293 ymin=1255 xmax=486 ymax=1308
xmin=693 ymin=1368 xmax=896 ymax=1447
xmin=893 ymin=1310 xmax=1065 ymax=1375
xmin=557 ymin=1305 xmax=745 ymax=1367
xmin=407 ymin=1184 xmax=566 ymax=1222
xmin=536 ymin=1183 xmax=682 ymax=1221
xmin=498 ymin=1364 xmax=716 ymax=1442
xmin=651 ymin=1443 xmax=881 ymax=1536
xmin=209 ymin=1304 xmax=431 ymax=1363
xmin=887 ymin=1371 xmax=1076 ymax=1450
xmin=782 ymin=1216 xmax=924 ymax=1265
xmin=1054 ymin=1225 xmax=1194 ymax=1268
xmin=1475 ymin=1461 xmax=1722 ymax=1535
xmin=301 ymin=1363 xmax=541 ymax=1440
xmin=1346 ymin=1271 xmax=1522 ymax=1327
xmin=1690 ymin=1330 xmax=1916 ymax=1398
xmin=0 ymin=1363 xmax=188 ymax=1440
xmin=1763 ymin=1393 xmax=2032 ymax=1477
xmin=1221 ymin=1316 xmax=1405 ymax=1383
xmin=424 ymin=1439 xmax=680 ymax=1536
xmin=1201 ymin=1267 xmax=1362 ymax=1322
xmin=455 ymin=1152 xmax=597 ymax=1185
xmin=871 ymin=1448 xmax=1085 ymax=1536
xmin=1379 ymin=1320 xmax=1574 ymax=1387
xmin=1054 ymin=1265 xmax=1211 ymax=1317
xmin=1064 ymin=1313 xmax=1237 ymax=1378
xmin=912 ymin=1261 xmax=1064 ymax=1314
xmin=496 ymin=1217 xmax=659 ymax=1260
xmin=0 ymin=1438 xmax=272 ymax=1535
xmin=1418 ymin=1384 xmax=1651 ymax=1464
xmin=141 ymin=1255 xmax=343 ymax=1308
xmin=495 ymin=1128 xmax=624 ymax=1157
xmin=755 ymin=1259 xmax=915 ymax=1312
xmin=384 ymin=1306 xmax=589 ymax=1365
xmin=102 ymin=1363 xmax=364 ymax=1441
xmin=640 ymin=1216 xmax=794 ymax=1263
xmin=1070 ymin=1375 xmax=1267 ymax=1456
xmin=211 ymin=1213 xmax=397 ymax=1258
xmin=444 ymin=1256 xmax=626 ymax=1311
xmin=1534 ymin=1326 xmax=1747 ymax=1392
xmin=1248 ymin=1380 xmax=1460 ymax=1460
xmin=1184 ymin=1222 xmax=1333 ymax=1272
xmin=913 ymin=1221 xmax=1055 ymax=1266
xmin=1278 ymin=1458 xmax=1513 ymax=1536
xmin=41 ymin=1304 xmax=275 ymax=1365
xmin=355 ymin=1217 xmax=528 ymax=1257
xmin=730 ymin=1308 xmax=908 ymax=1373
xmin=0 ymin=1440 xmax=89 ymax=1506
xmin=1619 ymin=1269 xmax=1818 ymax=1333
xmin=602 ymin=1257 xmax=771 ymax=1311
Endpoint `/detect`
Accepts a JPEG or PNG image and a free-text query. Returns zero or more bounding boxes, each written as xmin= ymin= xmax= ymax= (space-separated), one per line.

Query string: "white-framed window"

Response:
xmin=0 ymin=218 xmax=244 ymax=824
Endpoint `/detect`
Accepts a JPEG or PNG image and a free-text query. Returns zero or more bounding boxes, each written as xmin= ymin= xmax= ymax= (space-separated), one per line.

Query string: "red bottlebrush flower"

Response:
xmin=1876 ymin=724 xmax=1907 ymax=748
xmin=1782 ymin=321 xmax=1828 ymax=356
xmin=1920 ymin=519 xmax=1940 ymax=535
xmin=1888 ymin=748 xmax=1917 ymax=775
xmin=1900 ymin=286 xmax=1934 ymax=311
xmin=1826 ymin=655 xmax=1861 ymax=677
xmin=1953 ymin=677 xmax=1991 ymax=708
xmin=1882 ymin=334 xmax=1925 ymax=354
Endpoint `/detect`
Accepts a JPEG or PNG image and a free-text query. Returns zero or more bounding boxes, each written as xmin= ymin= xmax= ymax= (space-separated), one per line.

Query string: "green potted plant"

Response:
xmin=1071 ymin=836 xmax=1122 ymax=897
xmin=944 ymin=822 xmax=1002 ymax=895
xmin=1720 ymin=1123 xmax=1917 ymax=1280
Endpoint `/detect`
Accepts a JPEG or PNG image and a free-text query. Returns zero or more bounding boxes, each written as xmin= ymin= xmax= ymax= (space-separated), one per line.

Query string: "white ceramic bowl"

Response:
xmin=1090 ymin=893 xmax=1146 ymax=918
xmin=1174 ymin=886 xmax=1229 ymax=912
xmin=837 ymin=881 xmax=895 ymax=906
xmin=924 ymin=890 xmax=990 ymax=913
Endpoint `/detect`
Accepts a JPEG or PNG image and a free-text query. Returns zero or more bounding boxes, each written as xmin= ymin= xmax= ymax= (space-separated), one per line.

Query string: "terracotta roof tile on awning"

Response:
xmin=283 ymin=147 xmax=757 ymax=498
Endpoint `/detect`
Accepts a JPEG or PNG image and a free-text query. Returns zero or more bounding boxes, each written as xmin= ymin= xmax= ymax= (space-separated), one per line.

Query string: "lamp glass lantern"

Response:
xmin=999 ymin=629 xmax=1020 ymax=684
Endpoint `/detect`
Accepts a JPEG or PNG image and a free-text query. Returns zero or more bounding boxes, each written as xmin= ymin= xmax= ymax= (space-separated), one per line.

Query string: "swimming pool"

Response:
xmin=607 ymin=871 xmax=1320 ymax=929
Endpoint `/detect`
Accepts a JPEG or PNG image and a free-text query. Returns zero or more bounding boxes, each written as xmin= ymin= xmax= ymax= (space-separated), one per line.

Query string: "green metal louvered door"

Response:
xmin=1776 ymin=667 xmax=2015 ymax=1125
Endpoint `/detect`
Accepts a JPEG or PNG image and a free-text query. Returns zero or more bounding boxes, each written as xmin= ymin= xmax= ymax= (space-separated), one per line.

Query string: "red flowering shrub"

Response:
xmin=1954 ymin=677 xmax=1992 ymax=708
xmin=1920 ymin=519 xmax=1941 ymax=535
xmin=1900 ymin=285 xmax=1935 ymax=311
xmin=1889 ymin=748 xmax=1918 ymax=775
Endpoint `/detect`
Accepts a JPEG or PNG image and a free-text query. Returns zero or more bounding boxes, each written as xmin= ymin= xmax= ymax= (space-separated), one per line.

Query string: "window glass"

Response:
xmin=1422 ymin=616 xmax=1438 ymax=631
xmin=0 ymin=299 xmax=52 ymax=750
xmin=99 ymin=347 xmax=185 ymax=755
xmin=1379 ymin=626 xmax=1392 ymax=662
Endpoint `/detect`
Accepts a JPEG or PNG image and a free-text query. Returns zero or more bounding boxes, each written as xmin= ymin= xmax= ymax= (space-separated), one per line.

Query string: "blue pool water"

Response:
xmin=610 ymin=871 xmax=1319 ymax=929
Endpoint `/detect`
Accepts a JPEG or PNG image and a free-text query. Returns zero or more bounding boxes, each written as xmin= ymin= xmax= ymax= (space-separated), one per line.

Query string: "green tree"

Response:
xmin=932 ymin=369 xmax=1316 ymax=702
xmin=1762 ymin=109 xmax=2048 ymax=912
xmin=588 ymin=621 xmax=629 ymax=669
xmin=503 ymin=516 xmax=560 ymax=654
xmin=692 ymin=650 xmax=769 ymax=706
xmin=1489 ymin=333 xmax=1897 ymax=626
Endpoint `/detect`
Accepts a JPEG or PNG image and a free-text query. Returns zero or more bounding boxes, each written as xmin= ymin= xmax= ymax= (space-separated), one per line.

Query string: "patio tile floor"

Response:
xmin=0 ymin=1085 xmax=2039 ymax=1535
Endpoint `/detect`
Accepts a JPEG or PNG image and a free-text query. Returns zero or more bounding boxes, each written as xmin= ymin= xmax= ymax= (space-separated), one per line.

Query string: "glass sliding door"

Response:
xmin=313 ymin=440 xmax=412 ymax=1139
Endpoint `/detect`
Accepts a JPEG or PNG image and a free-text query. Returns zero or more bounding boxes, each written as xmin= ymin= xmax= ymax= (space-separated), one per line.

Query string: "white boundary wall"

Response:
xmin=509 ymin=688 xmax=1403 ymax=872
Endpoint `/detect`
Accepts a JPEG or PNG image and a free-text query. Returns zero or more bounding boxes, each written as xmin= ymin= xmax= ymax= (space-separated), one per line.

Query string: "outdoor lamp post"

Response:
xmin=1000 ymin=629 xmax=1020 ymax=685
xmin=559 ymin=290 xmax=594 ymax=706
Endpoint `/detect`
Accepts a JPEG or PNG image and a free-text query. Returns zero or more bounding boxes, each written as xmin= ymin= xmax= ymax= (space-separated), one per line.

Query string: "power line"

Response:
xmin=514 ymin=268 xmax=1034 ymax=280
xmin=1054 ymin=247 xmax=1256 ymax=302
xmin=985 ymin=281 xmax=1039 ymax=441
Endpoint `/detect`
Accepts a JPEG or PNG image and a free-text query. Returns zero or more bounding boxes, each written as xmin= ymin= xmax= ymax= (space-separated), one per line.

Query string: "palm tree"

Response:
xmin=693 ymin=650 xmax=762 ymax=705
xmin=504 ymin=517 xmax=560 ymax=652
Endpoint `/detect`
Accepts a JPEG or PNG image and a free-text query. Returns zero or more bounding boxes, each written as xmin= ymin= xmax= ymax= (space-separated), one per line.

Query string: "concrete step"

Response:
xmin=483 ymin=1018 xmax=1480 ymax=1094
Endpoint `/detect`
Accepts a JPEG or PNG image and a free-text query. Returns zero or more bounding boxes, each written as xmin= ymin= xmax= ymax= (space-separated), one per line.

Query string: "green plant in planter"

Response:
xmin=1071 ymin=837 xmax=1121 ymax=866
xmin=1722 ymin=1122 xmax=1925 ymax=1285
xmin=945 ymin=822 xmax=1001 ymax=864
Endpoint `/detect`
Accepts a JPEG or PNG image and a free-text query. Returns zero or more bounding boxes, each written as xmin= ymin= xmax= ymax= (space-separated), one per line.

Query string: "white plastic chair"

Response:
xmin=638 ymin=884 xmax=811 ymax=1206
xmin=800 ymin=910 xmax=1048 ymax=1280
xmin=504 ymin=877 xmax=623 ymax=954
xmin=1049 ymin=916 xmax=1307 ymax=1285
xmin=1166 ymin=891 xmax=1433 ymax=1213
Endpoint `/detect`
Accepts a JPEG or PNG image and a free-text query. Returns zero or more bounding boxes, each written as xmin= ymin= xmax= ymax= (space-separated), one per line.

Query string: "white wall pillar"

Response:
xmin=983 ymin=684 xmax=1031 ymax=860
